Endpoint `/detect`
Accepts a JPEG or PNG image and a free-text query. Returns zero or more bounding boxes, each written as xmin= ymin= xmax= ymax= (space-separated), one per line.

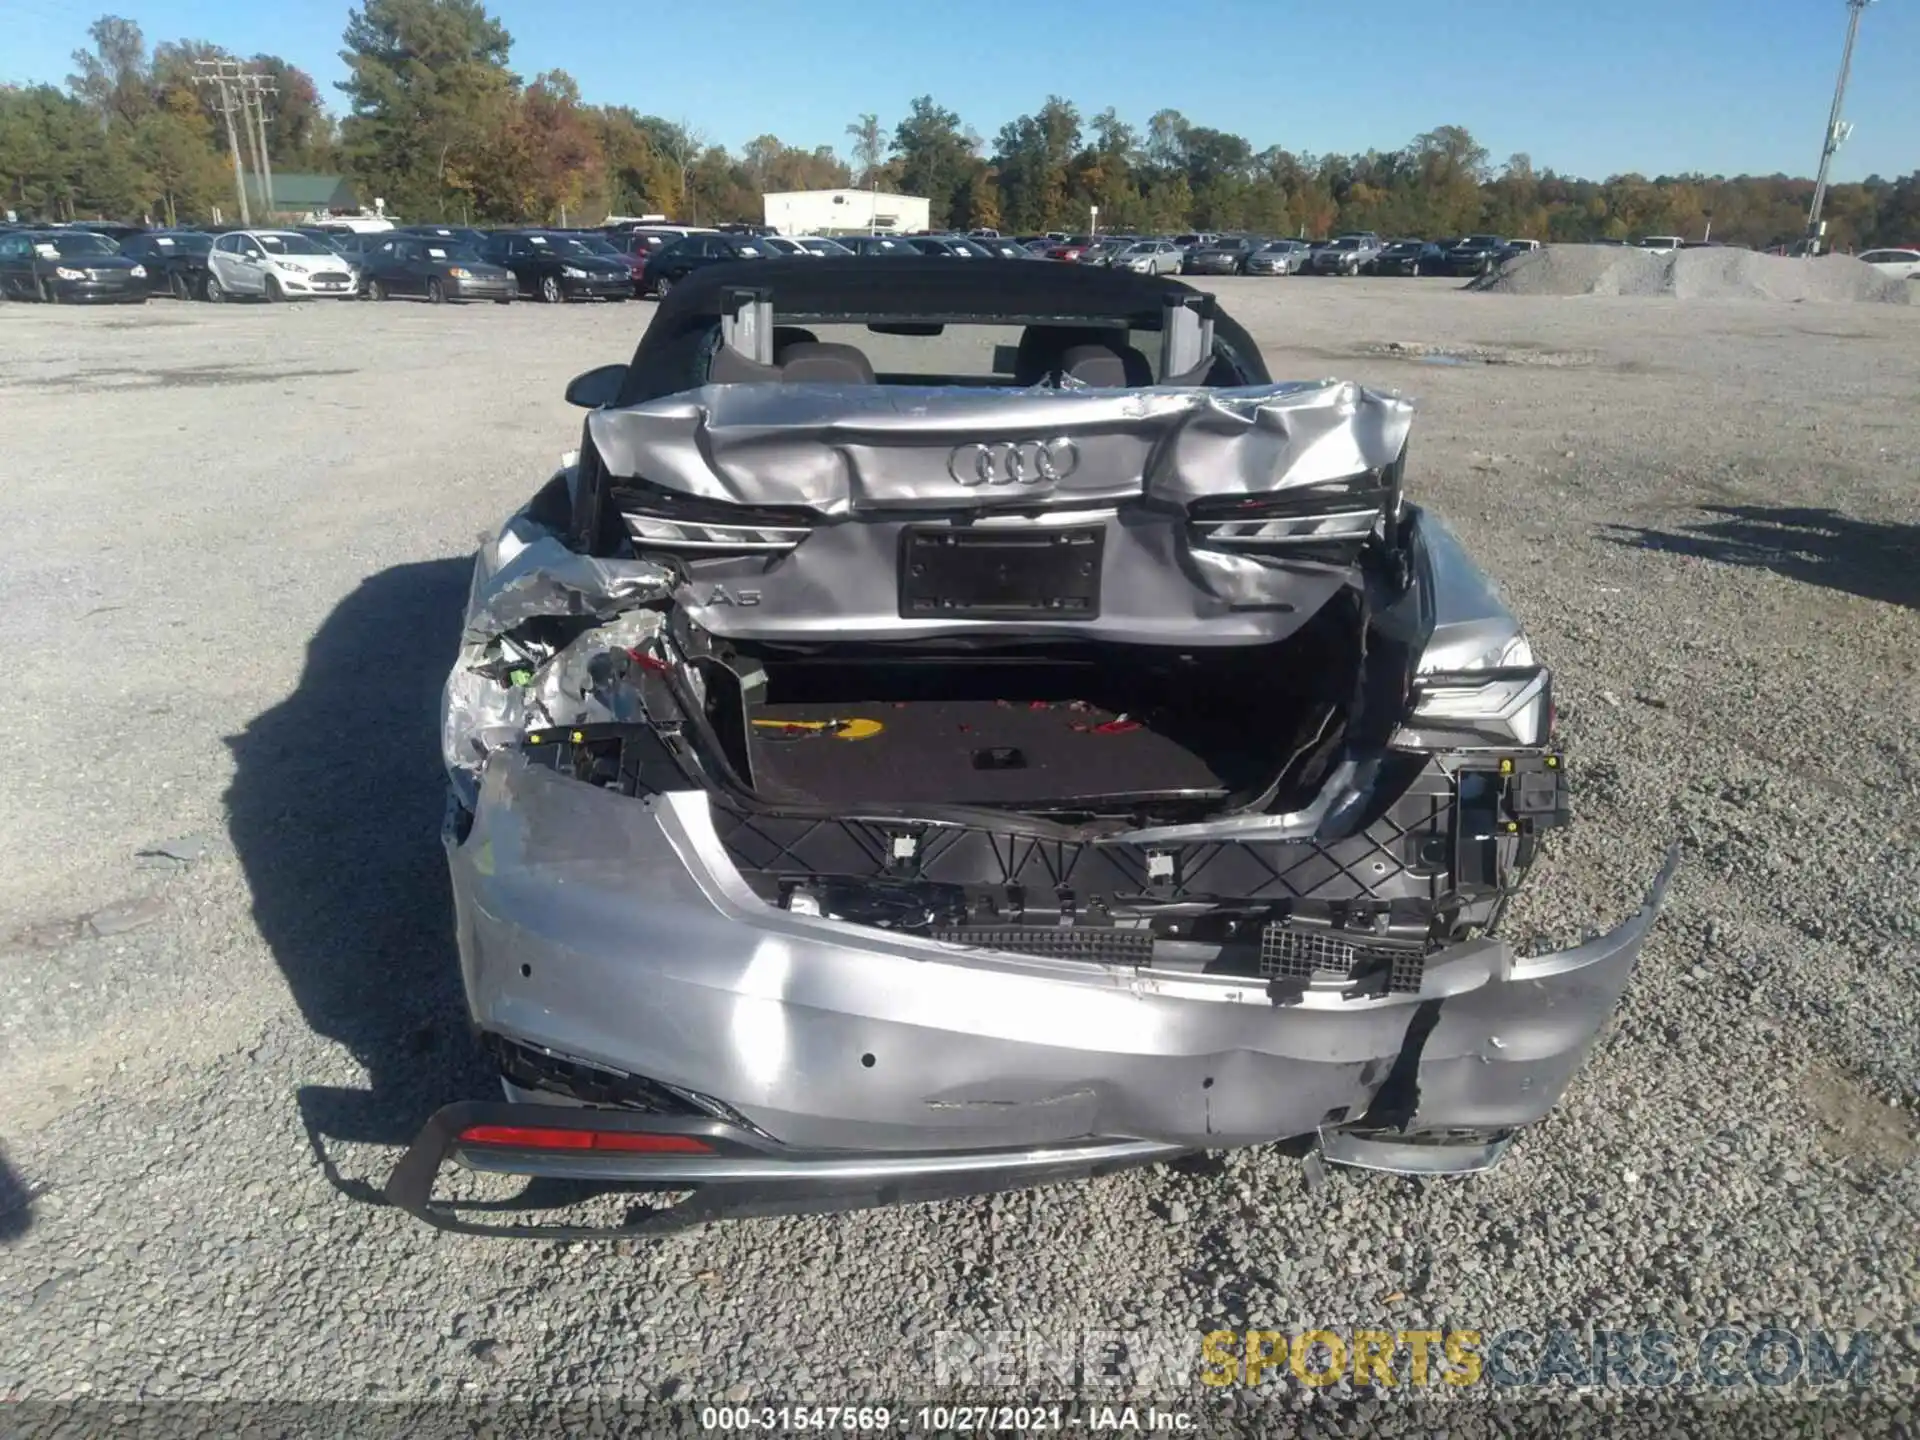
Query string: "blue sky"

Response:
xmin=6 ymin=0 xmax=1916 ymax=182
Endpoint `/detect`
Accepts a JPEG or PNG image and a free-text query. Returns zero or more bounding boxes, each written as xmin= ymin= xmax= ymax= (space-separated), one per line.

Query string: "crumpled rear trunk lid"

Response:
xmin=583 ymin=380 xmax=1412 ymax=647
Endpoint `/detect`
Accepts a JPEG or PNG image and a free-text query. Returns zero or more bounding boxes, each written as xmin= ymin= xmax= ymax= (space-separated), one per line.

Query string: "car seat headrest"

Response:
xmin=777 ymin=341 xmax=875 ymax=383
xmin=1058 ymin=342 xmax=1153 ymax=388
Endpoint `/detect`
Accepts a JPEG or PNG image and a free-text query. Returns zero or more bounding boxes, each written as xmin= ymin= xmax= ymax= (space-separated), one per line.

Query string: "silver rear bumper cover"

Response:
xmin=450 ymin=752 xmax=1674 ymax=1164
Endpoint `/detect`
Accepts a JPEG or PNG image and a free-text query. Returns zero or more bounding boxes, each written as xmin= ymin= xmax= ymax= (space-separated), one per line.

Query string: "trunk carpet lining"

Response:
xmin=744 ymin=698 xmax=1234 ymax=807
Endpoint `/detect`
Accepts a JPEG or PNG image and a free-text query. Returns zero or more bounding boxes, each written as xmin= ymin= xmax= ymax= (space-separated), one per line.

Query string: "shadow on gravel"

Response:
xmin=225 ymin=556 xmax=493 ymax=1207
xmin=1605 ymin=505 xmax=1920 ymax=610
xmin=0 ymin=1142 xmax=34 ymax=1243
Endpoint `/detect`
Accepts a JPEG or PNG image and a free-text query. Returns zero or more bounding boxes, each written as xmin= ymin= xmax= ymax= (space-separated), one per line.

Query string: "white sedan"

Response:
xmin=204 ymin=230 xmax=361 ymax=301
xmin=1112 ymin=240 xmax=1183 ymax=275
xmin=1858 ymin=248 xmax=1920 ymax=280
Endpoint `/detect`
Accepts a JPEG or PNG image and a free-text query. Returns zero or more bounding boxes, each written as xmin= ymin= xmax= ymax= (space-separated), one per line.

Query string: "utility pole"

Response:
xmin=194 ymin=62 xmax=250 ymax=227
xmin=195 ymin=61 xmax=278 ymax=223
xmin=240 ymin=72 xmax=278 ymax=220
xmin=1805 ymin=0 xmax=1874 ymax=255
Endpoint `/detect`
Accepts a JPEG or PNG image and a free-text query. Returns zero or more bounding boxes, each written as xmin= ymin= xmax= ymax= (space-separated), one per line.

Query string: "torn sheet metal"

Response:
xmin=443 ymin=492 xmax=674 ymax=807
xmin=460 ymin=498 xmax=674 ymax=640
xmin=586 ymin=380 xmax=1412 ymax=515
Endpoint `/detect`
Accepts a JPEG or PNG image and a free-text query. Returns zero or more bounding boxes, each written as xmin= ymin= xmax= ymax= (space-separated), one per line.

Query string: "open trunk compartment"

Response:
xmin=697 ymin=594 xmax=1364 ymax=819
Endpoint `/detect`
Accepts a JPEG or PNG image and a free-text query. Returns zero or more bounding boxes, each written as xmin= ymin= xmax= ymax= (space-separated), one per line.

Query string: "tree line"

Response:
xmin=4 ymin=0 xmax=1917 ymax=251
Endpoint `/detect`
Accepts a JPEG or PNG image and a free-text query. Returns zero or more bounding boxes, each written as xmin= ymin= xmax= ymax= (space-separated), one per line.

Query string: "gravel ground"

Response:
xmin=1 ymin=279 xmax=1916 ymax=1427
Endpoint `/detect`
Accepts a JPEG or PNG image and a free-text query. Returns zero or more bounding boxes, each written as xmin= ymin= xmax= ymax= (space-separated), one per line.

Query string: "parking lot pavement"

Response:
xmin=0 ymin=284 xmax=1916 ymax=1409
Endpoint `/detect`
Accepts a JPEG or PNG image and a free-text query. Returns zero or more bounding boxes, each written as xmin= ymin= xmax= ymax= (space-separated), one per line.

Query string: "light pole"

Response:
xmin=1805 ymin=0 xmax=1874 ymax=255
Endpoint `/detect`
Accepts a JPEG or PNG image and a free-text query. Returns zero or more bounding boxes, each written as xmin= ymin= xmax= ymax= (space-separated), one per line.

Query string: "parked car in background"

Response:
xmin=762 ymin=235 xmax=855 ymax=258
xmin=1369 ymin=239 xmax=1437 ymax=277
xmin=1171 ymin=233 xmax=1217 ymax=250
xmin=1440 ymin=235 xmax=1509 ymax=276
xmin=478 ymin=231 xmax=636 ymax=302
xmin=1309 ymin=233 xmax=1384 ymax=276
xmin=296 ymin=226 xmax=350 ymax=252
xmin=397 ymin=224 xmax=491 ymax=249
xmin=1182 ymin=236 xmax=1258 ymax=275
xmin=1500 ymin=238 xmax=1543 ymax=262
xmin=1110 ymin=239 xmax=1183 ymax=275
xmin=1858 ymin=248 xmax=1920 ymax=280
xmin=119 ymin=229 xmax=213 ymax=299
xmin=1243 ymin=239 xmax=1311 ymax=276
xmin=606 ymin=226 xmax=715 ymax=279
xmin=1044 ymin=239 xmax=1095 ymax=261
xmin=360 ymin=234 xmax=517 ymax=303
xmin=636 ymin=230 xmax=769 ymax=296
xmin=970 ymin=236 xmax=1037 ymax=259
xmin=556 ymin=231 xmax=649 ymax=284
xmin=0 ymin=228 xmax=147 ymax=302
xmin=297 ymin=227 xmax=383 ymax=260
xmin=204 ymin=230 xmax=360 ymax=301
xmin=605 ymin=223 xmax=714 ymax=241
xmin=840 ymin=235 xmax=922 ymax=258
xmin=1075 ymin=239 xmax=1129 ymax=268
xmin=66 ymin=221 xmax=147 ymax=244
xmin=1633 ymin=236 xmax=1684 ymax=254
xmin=902 ymin=235 xmax=998 ymax=259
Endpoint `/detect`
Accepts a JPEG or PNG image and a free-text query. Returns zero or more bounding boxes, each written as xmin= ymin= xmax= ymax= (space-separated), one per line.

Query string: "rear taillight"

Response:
xmin=1186 ymin=469 xmax=1399 ymax=564
xmin=457 ymin=1123 xmax=714 ymax=1154
xmin=1396 ymin=667 xmax=1553 ymax=750
xmin=612 ymin=477 xmax=817 ymax=555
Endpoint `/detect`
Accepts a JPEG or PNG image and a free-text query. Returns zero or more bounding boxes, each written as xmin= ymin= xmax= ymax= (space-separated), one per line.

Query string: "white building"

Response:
xmin=762 ymin=188 xmax=931 ymax=237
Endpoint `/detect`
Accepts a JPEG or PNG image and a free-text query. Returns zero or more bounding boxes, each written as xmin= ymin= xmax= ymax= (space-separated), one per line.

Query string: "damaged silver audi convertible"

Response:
xmin=386 ymin=259 xmax=1674 ymax=1236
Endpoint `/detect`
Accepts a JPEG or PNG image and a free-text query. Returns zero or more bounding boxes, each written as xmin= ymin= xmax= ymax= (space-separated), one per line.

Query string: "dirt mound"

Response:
xmin=1469 ymin=244 xmax=1910 ymax=303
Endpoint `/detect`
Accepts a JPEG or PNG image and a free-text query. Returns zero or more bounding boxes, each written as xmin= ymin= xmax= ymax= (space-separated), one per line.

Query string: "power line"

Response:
xmin=1804 ymin=0 xmax=1874 ymax=254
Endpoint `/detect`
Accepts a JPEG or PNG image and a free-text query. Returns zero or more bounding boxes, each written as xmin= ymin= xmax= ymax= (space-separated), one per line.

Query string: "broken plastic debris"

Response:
xmin=1301 ymin=1148 xmax=1329 ymax=1194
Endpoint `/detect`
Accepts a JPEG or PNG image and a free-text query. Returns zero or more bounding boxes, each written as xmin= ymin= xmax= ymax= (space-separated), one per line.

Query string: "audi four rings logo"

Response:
xmin=948 ymin=438 xmax=1080 ymax=487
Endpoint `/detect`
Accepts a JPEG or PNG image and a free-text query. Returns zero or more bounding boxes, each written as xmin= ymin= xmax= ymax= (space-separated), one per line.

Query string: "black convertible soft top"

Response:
xmin=618 ymin=256 xmax=1268 ymax=403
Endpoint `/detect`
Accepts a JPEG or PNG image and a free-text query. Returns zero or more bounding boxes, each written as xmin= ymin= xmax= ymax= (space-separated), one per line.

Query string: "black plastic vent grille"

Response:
xmin=929 ymin=926 xmax=1154 ymax=966
xmin=1259 ymin=925 xmax=1427 ymax=994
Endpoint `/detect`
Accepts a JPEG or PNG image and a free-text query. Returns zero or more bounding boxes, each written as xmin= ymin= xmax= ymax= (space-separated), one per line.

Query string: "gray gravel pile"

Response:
xmin=0 ymin=286 xmax=1916 ymax=1420
xmin=1472 ymin=244 xmax=1911 ymax=303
